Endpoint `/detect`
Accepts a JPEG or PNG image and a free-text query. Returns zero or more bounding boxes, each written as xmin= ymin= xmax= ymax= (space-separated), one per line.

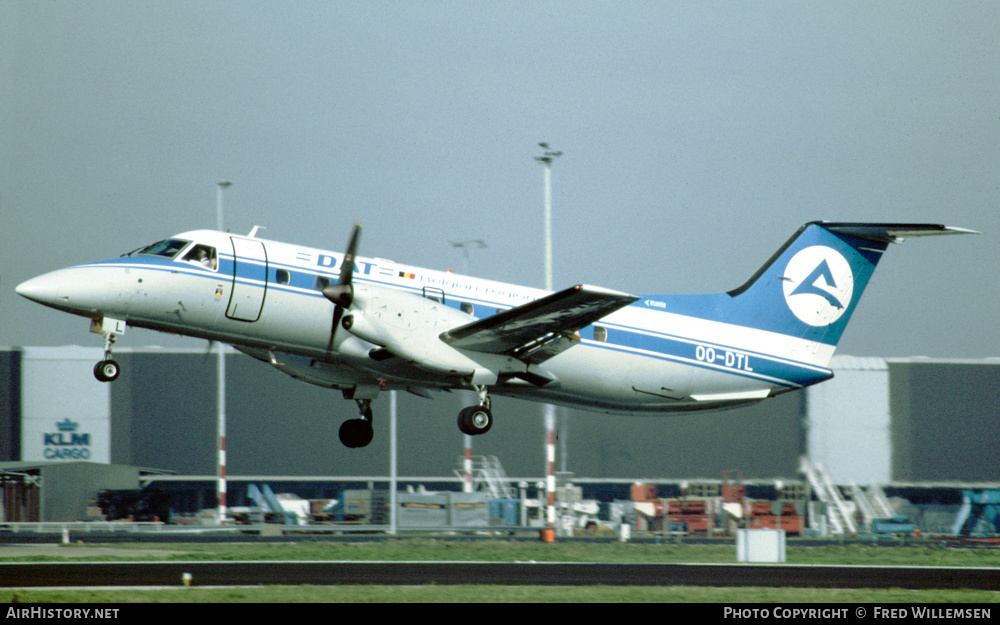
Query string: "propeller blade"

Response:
xmin=327 ymin=222 xmax=363 ymax=352
xmin=339 ymin=222 xmax=363 ymax=286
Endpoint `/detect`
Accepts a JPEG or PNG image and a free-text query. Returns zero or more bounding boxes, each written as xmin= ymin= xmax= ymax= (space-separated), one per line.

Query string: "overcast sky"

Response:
xmin=2 ymin=1 xmax=997 ymax=359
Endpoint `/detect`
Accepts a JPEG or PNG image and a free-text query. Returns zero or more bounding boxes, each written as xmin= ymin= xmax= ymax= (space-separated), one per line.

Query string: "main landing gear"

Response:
xmin=458 ymin=404 xmax=493 ymax=436
xmin=457 ymin=386 xmax=493 ymax=436
xmin=337 ymin=387 xmax=495 ymax=448
xmin=339 ymin=399 xmax=374 ymax=448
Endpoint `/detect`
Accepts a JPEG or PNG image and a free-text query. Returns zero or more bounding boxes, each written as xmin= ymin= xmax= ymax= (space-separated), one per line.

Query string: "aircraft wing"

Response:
xmin=440 ymin=284 xmax=639 ymax=364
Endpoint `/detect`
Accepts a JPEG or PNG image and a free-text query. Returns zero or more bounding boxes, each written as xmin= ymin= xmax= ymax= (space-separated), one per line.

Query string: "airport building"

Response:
xmin=0 ymin=346 xmax=998 ymax=527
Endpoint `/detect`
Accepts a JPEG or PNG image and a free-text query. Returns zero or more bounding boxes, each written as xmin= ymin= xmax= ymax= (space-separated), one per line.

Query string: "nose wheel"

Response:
xmin=94 ymin=359 xmax=120 ymax=382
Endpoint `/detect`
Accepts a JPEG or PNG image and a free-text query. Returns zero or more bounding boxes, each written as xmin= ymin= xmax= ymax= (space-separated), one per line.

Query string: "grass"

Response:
xmin=1 ymin=536 xmax=998 ymax=603
xmin=25 ymin=536 xmax=1000 ymax=566
xmin=2 ymin=586 xmax=997 ymax=604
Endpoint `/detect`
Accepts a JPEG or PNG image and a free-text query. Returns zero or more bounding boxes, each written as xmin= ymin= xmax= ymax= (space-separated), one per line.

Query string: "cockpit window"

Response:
xmin=182 ymin=244 xmax=218 ymax=270
xmin=132 ymin=239 xmax=191 ymax=259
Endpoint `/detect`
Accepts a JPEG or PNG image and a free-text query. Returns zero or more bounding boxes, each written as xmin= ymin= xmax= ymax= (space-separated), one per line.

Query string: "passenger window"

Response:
xmin=460 ymin=302 xmax=475 ymax=315
xmin=183 ymin=244 xmax=218 ymax=270
xmin=593 ymin=326 xmax=608 ymax=342
xmin=315 ymin=275 xmax=333 ymax=290
xmin=276 ymin=269 xmax=290 ymax=285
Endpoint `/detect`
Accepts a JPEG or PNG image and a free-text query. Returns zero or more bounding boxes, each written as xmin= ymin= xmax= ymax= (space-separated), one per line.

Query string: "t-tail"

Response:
xmin=653 ymin=221 xmax=976 ymax=372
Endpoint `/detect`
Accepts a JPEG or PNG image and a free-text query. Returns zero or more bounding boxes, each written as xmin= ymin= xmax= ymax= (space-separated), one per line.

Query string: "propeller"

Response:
xmin=323 ymin=222 xmax=363 ymax=351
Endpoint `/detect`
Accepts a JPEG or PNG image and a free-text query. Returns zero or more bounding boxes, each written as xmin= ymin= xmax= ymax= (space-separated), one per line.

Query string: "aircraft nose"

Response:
xmin=16 ymin=271 xmax=67 ymax=306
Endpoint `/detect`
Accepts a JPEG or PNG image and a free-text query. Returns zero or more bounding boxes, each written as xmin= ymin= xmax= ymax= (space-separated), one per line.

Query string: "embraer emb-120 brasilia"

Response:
xmin=17 ymin=221 xmax=974 ymax=448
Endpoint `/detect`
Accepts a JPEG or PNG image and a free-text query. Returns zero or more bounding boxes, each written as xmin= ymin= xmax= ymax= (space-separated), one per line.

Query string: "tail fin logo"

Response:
xmin=781 ymin=246 xmax=854 ymax=327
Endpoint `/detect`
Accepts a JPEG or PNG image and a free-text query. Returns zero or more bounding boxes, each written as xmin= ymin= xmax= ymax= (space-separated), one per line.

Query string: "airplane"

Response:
xmin=16 ymin=221 xmax=974 ymax=448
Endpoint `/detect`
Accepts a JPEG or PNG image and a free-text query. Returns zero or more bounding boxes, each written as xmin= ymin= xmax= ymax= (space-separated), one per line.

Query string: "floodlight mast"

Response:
xmin=215 ymin=180 xmax=231 ymax=526
xmin=534 ymin=144 xmax=562 ymax=534
xmin=534 ymin=144 xmax=562 ymax=293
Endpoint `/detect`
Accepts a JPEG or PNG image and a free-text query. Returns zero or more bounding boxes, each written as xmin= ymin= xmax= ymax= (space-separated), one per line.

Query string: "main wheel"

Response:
xmin=94 ymin=359 xmax=120 ymax=382
xmin=339 ymin=418 xmax=374 ymax=448
xmin=457 ymin=405 xmax=493 ymax=436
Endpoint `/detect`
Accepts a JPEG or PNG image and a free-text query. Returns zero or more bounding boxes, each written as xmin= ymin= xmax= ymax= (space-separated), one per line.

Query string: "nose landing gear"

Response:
xmin=90 ymin=317 xmax=126 ymax=383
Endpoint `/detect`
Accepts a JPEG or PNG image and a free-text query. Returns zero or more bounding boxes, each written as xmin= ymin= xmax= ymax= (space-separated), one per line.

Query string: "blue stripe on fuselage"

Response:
xmin=81 ymin=255 xmax=828 ymax=390
xmin=581 ymin=322 xmax=832 ymax=389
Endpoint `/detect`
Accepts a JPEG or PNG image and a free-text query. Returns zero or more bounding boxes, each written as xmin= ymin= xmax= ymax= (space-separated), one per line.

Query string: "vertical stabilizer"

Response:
xmin=723 ymin=222 xmax=974 ymax=352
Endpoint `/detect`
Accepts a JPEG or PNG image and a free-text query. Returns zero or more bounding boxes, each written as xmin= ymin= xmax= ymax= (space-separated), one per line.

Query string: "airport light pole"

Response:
xmin=216 ymin=180 xmax=231 ymax=526
xmin=534 ymin=144 xmax=562 ymax=533
xmin=390 ymin=390 xmax=398 ymax=535
xmin=450 ymin=240 xmax=487 ymax=493
xmin=534 ymin=144 xmax=561 ymax=293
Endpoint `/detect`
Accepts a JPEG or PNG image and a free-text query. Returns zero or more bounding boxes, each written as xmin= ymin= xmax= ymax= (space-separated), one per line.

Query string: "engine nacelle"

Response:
xmin=340 ymin=311 xmax=383 ymax=346
xmin=339 ymin=285 xmax=504 ymax=384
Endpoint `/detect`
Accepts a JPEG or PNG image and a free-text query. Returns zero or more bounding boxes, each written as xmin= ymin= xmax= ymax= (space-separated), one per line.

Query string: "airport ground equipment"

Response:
xmin=96 ymin=488 xmax=171 ymax=522
xmin=951 ymin=489 xmax=1000 ymax=537
xmin=869 ymin=515 xmax=916 ymax=536
xmin=246 ymin=483 xmax=305 ymax=525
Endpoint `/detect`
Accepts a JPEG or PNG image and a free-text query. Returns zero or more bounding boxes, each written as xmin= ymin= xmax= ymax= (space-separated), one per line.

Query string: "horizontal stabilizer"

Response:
xmin=818 ymin=222 xmax=978 ymax=243
xmin=441 ymin=284 xmax=638 ymax=363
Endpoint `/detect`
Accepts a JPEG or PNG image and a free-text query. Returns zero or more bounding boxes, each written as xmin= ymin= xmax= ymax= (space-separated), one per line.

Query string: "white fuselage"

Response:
xmin=16 ymin=229 xmax=834 ymax=414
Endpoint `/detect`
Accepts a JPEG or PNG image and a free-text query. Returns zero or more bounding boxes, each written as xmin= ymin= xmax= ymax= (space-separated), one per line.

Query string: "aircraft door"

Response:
xmin=226 ymin=237 xmax=268 ymax=322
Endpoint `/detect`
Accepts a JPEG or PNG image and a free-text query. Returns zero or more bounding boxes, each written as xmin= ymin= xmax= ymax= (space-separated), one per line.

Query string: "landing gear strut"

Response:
xmin=339 ymin=399 xmax=374 ymax=448
xmin=457 ymin=386 xmax=493 ymax=436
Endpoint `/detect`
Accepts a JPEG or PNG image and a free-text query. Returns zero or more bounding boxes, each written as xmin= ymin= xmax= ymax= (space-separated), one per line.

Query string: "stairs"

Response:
xmin=454 ymin=455 xmax=515 ymax=500
xmin=800 ymin=458 xmax=856 ymax=535
xmin=801 ymin=459 xmax=904 ymax=535
xmin=850 ymin=481 xmax=896 ymax=527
